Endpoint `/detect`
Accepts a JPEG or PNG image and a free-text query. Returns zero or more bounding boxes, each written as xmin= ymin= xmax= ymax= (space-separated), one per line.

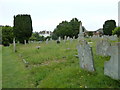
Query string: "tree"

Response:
xmin=112 ymin=27 xmax=120 ymax=37
xmin=103 ymin=20 xmax=116 ymax=35
xmin=69 ymin=18 xmax=80 ymax=38
xmin=2 ymin=26 xmax=13 ymax=46
xmin=13 ymin=14 xmax=33 ymax=44
xmin=52 ymin=18 xmax=82 ymax=39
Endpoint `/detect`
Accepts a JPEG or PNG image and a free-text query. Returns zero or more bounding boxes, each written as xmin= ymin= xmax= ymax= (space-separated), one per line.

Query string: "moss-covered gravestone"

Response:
xmin=77 ymin=40 xmax=95 ymax=72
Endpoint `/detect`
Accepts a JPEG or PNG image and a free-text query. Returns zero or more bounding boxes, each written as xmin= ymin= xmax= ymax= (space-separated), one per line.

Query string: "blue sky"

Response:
xmin=0 ymin=0 xmax=119 ymax=32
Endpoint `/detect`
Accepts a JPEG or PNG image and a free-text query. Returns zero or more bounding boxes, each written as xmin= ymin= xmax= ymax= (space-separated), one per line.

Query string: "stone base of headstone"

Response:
xmin=104 ymin=42 xmax=120 ymax=80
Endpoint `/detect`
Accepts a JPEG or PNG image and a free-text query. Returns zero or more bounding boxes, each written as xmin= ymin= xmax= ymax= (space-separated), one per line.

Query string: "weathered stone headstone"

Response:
xmin=73 ymin=36 xmax=75 ymax=40
xmin=13 ymin=38 xmax=16 ymax=52
xmin=96 ymin=40 xmax=111 ymax=56
xmin=58 ymin=37 xmax=61 ymax=42
xmin=77 ymin=40 xmax=95 ymax=72
xmin=104 ymin=42 xmax=120 ymax=80
xmin=24 ymin=40 xmax=26 ymax=45
xmin=50 ymin=38 xmax=53 ymax=41
xmin=46 ymin=39 xmax=48 ymax=44
xmin=108 ymin=35 xmax=118 ymax=41
xmin=70 ymin=38 xmax=73 ymax=43
xmin=67 ymin=36 xmax=70 ymax=41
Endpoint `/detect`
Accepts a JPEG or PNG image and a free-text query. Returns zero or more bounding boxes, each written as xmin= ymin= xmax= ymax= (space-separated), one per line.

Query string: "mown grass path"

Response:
xmin=2 ymin=47 xmax=34 ymax=88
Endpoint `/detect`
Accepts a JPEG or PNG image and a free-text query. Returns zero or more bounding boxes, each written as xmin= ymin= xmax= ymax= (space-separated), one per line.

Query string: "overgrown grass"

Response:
xmin=2 ymin=39 xmax=120 ymax=88
xmin=0 ymin=46 xmax=2 ymax=89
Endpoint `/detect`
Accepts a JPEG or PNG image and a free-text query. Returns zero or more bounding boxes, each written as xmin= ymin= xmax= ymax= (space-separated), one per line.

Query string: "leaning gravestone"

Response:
xmin=77 ymin=40 xmax=95 ymax=72
xmin=104 ymin=42 xmax=120 ymax=80
xmin=96 ymin=40 xmax=111 ymax=56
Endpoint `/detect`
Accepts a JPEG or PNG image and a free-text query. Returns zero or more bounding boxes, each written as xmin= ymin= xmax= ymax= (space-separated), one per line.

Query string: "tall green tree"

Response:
xmin=52 ymin=18 xmax=82 ymax=40
xmin=2 ymin=26 xmax=13 ymax=46
xmin=69 ymin=18 xmax=80 ymax=38
xmin=13 ymin=14 xmax=33 ymax=43
xmin=103 ymin=20 xmax=116 ymax=35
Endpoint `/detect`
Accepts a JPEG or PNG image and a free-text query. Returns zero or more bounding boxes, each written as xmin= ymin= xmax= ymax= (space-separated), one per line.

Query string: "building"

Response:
xmin=39 ymin=30 xmax=52 ymax=37
xmin=118 ymin=1 xmax=120 ymax=26
xmin=84 ymin=28 xmax=103 ymax=36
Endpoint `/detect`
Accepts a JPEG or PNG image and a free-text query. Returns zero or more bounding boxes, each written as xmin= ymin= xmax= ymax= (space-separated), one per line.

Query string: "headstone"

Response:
xmin=67 ymin=36 xmax=70 ymax=41
xmin=13 ymin=38 xmax=16 ymax=52
xmin=64 ymin=36 xmax=67 ymax=40
xmin=58 ymin=37 xmax=61 ymax=42
xmin=46 ymin=39 xmax=48 ymax=44
xmin=73 ymin=36 xmax=75 ymax=40
xmin=108 ymin=35 xmax=118 ymax=41
xmin=24 ymin=40 xmax=26 ymax=45
xmin=28 ymin=41 xmax=30 ymax=44
xmin=77 ymin=40 xmax=95 ymax=72
xmin=96 ymin=40 xmax=111 ymax=56
xmin=50 ymin=38 xmax=53 ymax=41
xmin=70 ymin=38 xmax=73 ymax=43
xmin=104 ymin=42 xmax=120 ymax=80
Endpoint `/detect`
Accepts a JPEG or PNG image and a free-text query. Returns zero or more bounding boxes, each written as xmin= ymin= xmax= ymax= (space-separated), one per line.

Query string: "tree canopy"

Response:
xmin=103 ymin=20 xmax=116 ymax=35
xmin=13 ymin=14 xmax=33 ymax=43
xmin=52 ymin=18 xmax=83 ymax=40
xmin=2 ymin=25 xmax=13 ymax=46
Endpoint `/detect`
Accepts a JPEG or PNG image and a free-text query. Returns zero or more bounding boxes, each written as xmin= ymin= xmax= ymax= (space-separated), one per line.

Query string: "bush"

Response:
xmin=112 ymin=27 xmax=120 ymax=37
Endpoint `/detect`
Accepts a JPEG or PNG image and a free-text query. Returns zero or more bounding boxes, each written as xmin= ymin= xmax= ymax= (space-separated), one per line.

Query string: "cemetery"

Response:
xmin=2 ymin=28 xmax=120 ymax=88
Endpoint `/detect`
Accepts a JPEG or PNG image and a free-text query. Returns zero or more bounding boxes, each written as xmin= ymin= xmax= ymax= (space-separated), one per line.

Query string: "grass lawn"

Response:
xmin=2 ymin=39 xmax=120 ymax=88
xmin=0 ymin=46 xmax=2 ymax=89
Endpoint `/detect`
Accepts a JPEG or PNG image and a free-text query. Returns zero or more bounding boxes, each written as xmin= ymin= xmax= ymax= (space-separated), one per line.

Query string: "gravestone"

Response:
xmin=67 ymin=36 xmax=69 ymax=40
xmin=46 ymin=39 xmax=48 ymax=44
xmin=24 ymin=40 xmax=26 ymax=45
xmin=73 ymin=36 xmax=75 ymax=40
xmin=77 ymin=40 xmax=95 ymax=72
xmin=70 ymin=38 xmax=73 ymax=43
xmin=58 ymin=37 xmax=61 ymax=42
xmin=64 ymin=36 xmax=67 ymax=42
xmin=96 ymin=40 xmax=111 ymax=56
xmin=50 ymin=38 xmax=53 ymax=41
xmin=104 ymin=42 xmax=120 ymax=80
xmin=13 ymin=38 xmax=16 ymax=52
xmin=108 ymin=35 xmax=118 ymax=41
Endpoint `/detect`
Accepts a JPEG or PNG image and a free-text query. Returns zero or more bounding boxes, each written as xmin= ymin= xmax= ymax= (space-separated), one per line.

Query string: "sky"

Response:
xmin=0 ymin=0 xmax=119 ymax=32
